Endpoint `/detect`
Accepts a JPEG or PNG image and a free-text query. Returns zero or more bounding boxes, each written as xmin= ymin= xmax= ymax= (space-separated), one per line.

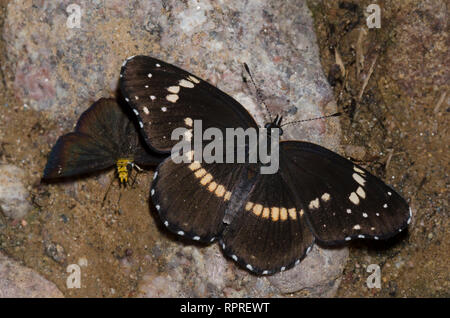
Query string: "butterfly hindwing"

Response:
xmin=151 ymin=157 xmax=252 ymax=243
xmin=43 ymin=132 xmax=117 ymax=179
xmin=280 ymin=141 xmax=411 ymax=244
xmin=220 ymin=168 xmax=314 ymax=274
xmin=119 ymin=55 xmax=258 ymax=153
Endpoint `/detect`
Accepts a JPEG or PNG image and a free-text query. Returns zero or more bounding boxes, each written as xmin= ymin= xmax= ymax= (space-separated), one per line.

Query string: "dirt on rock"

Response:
xmin=308 ymin=0 xmax=448 ymax=297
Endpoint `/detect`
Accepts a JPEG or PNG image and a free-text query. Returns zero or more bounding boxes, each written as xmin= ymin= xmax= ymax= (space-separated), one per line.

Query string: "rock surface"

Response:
xmin=268 ymin=245 xmax=349 ymax=297
xmin=138 ymin=243 xmax=279 ymax=297
xmin=3 ymin=0 xmax=347 ymax=297
xmin=0 ymin=251 xmax=64 ymax=297
xmin=0 ymin=164 xmax=32 ymax=220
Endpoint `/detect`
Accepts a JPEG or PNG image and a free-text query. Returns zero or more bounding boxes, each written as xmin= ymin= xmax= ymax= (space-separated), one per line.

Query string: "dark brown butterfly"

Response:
xmin=120 ymin=56 xmax=411 ymax=275
xmin=43 ymin=98 xmax=165 ymax=184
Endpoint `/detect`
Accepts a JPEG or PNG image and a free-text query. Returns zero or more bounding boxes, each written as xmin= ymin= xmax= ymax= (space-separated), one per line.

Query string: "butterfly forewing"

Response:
xmin=280 ymin=141 xmax=411 ymax=244
xmin=119 ymin=56 xmax=258 ymax=153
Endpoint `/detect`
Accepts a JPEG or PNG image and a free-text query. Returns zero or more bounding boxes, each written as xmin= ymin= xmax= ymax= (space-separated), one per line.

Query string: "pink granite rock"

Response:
xmin=0 ymin=252 xmax=64 ymax=298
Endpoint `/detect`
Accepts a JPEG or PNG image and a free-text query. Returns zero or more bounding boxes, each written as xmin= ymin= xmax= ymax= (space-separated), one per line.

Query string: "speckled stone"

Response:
xmin=4 ymin=0 xmax=339 ymax=147
xmin=268 ymin=245 xmax=349 ymax=297
xmin=0 ymin=164 xmax=32 ymax=220
xmin=0 ymin=251 xmax=64 ymax=297
xmin=138 ymin=244 xmax=278 ymax=298
xmin=4 ymin=0 xmax=347 ymax=297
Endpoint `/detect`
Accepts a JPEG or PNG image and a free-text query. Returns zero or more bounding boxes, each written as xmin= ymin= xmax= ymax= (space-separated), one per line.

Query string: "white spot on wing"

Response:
xmin=167 ymin=85 xmax=180 ymax=94
xmin=353 ymin=173 xmax=366 ymax=186
xmin=321 ymin=193 xmax=331 ymax=202
xmin=353 ymin=166 xmax=365 ymax=174
xmin=188 ymin=75 xmax=200 ymax=83
xmin=184 ymin=117 xmax=193 ymax=127
xmin=349 ymin=192 xmax=360 ymax=205
xmin=308 ymin=198 xmax=320 ymax=209
xmin=179 ymin=79 xmax=195 ymax=88
xmin=166 ymin=94 xmax=179 ymax=103
xmin=356 ymin=186 xmax=366 ymax=199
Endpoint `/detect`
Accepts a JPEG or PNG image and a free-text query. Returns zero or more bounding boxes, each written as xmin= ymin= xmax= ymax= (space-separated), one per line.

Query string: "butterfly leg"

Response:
xmin=102 ymin=171 xmax=117 ymax=208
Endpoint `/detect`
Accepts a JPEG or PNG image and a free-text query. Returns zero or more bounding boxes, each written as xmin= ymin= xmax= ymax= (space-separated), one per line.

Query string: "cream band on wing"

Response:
xmin=244 ymin=201 xmax=302 ymax=221
xmin=348 ymin=166 xmax=368 ymax=206
xmin=188 ymin=160 xmax=232 ymax=201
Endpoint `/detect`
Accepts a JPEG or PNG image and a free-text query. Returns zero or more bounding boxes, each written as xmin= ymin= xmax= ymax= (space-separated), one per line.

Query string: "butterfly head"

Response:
xmin=264 ymin=115 xmax=283 ymax=136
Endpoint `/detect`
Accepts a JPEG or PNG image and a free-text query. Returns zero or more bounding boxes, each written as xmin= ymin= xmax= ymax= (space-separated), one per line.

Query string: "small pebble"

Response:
xmin=45 ymin=242 xmax=66 ymax=263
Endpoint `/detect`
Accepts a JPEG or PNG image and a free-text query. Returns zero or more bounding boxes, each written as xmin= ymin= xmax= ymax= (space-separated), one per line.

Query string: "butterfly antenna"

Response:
xmin=242 ymin=63 xmax=272 ymax=122
xmin=280 ymin=112 xmax=341 ymax=128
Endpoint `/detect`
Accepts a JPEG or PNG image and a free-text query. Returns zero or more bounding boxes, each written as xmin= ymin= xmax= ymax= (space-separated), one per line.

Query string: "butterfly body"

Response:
xmin=120 ymin=56 xmax=411 ymax=274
